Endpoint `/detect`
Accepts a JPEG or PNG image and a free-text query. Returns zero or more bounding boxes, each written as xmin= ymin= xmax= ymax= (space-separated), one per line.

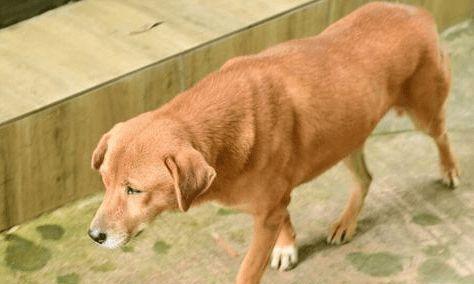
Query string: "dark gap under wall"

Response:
xmin=0 ymin=0 xmax=81 ymax=29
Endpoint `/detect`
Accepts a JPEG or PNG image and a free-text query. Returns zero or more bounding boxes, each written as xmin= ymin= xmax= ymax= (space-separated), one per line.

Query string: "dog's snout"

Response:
xmin=88 ymin=229 xmax=107 ymax=244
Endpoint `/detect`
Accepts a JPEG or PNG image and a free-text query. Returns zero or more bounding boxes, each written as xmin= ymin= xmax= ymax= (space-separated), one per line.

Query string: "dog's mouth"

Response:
xmin=89 ymin=222 xmax=148 ymax=249
xmin=106 ymin=226 xmax=146 ymax=249
xmin=131 ymin=222 xmax=148 ymax=239
xmin=93 ymin=234 xmax=130 ymax=249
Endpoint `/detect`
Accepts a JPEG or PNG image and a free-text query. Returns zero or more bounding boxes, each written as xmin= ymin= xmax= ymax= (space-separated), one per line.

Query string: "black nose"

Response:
xmin=88 ymin=229 xmax=107 ymax=244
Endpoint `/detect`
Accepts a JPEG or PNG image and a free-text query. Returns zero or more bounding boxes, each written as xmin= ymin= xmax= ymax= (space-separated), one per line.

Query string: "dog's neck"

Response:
xmin=156 ymin=70 xmax=255 ymax=181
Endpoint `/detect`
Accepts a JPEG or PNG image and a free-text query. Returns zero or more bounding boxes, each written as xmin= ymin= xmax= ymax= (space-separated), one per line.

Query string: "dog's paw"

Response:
xmin=270 ymin=244 xmax=298 ymax=271
xmin=327 ymin=219 xmax=357 ymax=245
xmin=442 ymin=168 xmax=460 ymax=189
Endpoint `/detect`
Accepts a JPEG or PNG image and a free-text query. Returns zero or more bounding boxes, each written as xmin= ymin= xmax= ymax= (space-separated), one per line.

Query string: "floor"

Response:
xmin=0 ymin=20 xmax=473 ymax=284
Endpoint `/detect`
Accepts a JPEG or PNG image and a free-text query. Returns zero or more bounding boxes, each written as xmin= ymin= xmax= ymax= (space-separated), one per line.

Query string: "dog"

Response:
xmin=88 ymin=2 xmax=459 ymax=283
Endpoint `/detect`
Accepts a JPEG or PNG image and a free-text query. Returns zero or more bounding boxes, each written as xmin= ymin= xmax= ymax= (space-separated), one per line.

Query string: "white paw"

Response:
xmin=270 ymin=244 xmax=298 ymax=271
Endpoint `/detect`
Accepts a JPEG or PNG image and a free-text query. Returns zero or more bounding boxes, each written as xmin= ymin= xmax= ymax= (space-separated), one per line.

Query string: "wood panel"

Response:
xmin=0 ymin=0 xmax=311 ymax=126
xmin=182 ymin=0 xmax=330 ymax=88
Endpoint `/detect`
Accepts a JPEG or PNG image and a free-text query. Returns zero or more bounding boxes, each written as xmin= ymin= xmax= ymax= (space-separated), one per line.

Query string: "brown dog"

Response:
xmin=88 ymin=2 xmax=459 ymax=283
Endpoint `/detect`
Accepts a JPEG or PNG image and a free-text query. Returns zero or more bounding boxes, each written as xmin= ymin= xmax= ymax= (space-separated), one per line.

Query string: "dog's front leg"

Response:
xmin=236 ymin=208 xmax=286 ymax=284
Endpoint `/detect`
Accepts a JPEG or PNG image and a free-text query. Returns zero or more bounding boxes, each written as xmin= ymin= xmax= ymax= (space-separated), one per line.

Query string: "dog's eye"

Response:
xmin=126 ymin=187 xmax=142 ymax=195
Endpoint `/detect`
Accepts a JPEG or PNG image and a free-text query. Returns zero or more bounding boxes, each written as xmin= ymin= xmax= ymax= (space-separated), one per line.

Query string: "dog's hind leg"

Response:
xmin=270 ymin=212 xmax=297 ymax=271
xmin=408 ymin=107 xmax=460 ymax=188
xmin=406 ymin=47 xmax=459 ymax=188
xmin=327 ymin=147 xmax=372 ymax=245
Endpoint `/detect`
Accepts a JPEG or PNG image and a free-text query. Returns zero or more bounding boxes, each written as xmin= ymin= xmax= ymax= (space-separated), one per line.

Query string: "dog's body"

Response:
xmin=89 ymin=2 xmax=459 ymax=283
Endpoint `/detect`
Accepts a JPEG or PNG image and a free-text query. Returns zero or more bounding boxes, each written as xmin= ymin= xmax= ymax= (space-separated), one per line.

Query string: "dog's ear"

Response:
xmin=91 ymin=132 xmax=111 ymax=170
xmin=164 ymin=148 xmax=216 ymax=212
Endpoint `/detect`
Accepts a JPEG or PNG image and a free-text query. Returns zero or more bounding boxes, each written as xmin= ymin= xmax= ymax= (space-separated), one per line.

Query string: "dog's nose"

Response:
xmin=88 ymin=229 xmax=107 ymax=244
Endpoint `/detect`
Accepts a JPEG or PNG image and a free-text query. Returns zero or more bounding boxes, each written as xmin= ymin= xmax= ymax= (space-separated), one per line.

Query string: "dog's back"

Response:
xmin=212 ymin=2 xmax=447 ymax=186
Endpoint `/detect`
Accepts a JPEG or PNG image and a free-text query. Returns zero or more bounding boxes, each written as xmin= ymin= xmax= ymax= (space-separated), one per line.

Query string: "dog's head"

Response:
xmin=88 ymin=115 xmax=216 ymax=248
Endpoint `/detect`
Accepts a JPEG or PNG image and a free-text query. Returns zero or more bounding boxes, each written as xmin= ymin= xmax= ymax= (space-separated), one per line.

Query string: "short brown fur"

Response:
xmin=89 ymin=3 xmax=459 ymax=283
